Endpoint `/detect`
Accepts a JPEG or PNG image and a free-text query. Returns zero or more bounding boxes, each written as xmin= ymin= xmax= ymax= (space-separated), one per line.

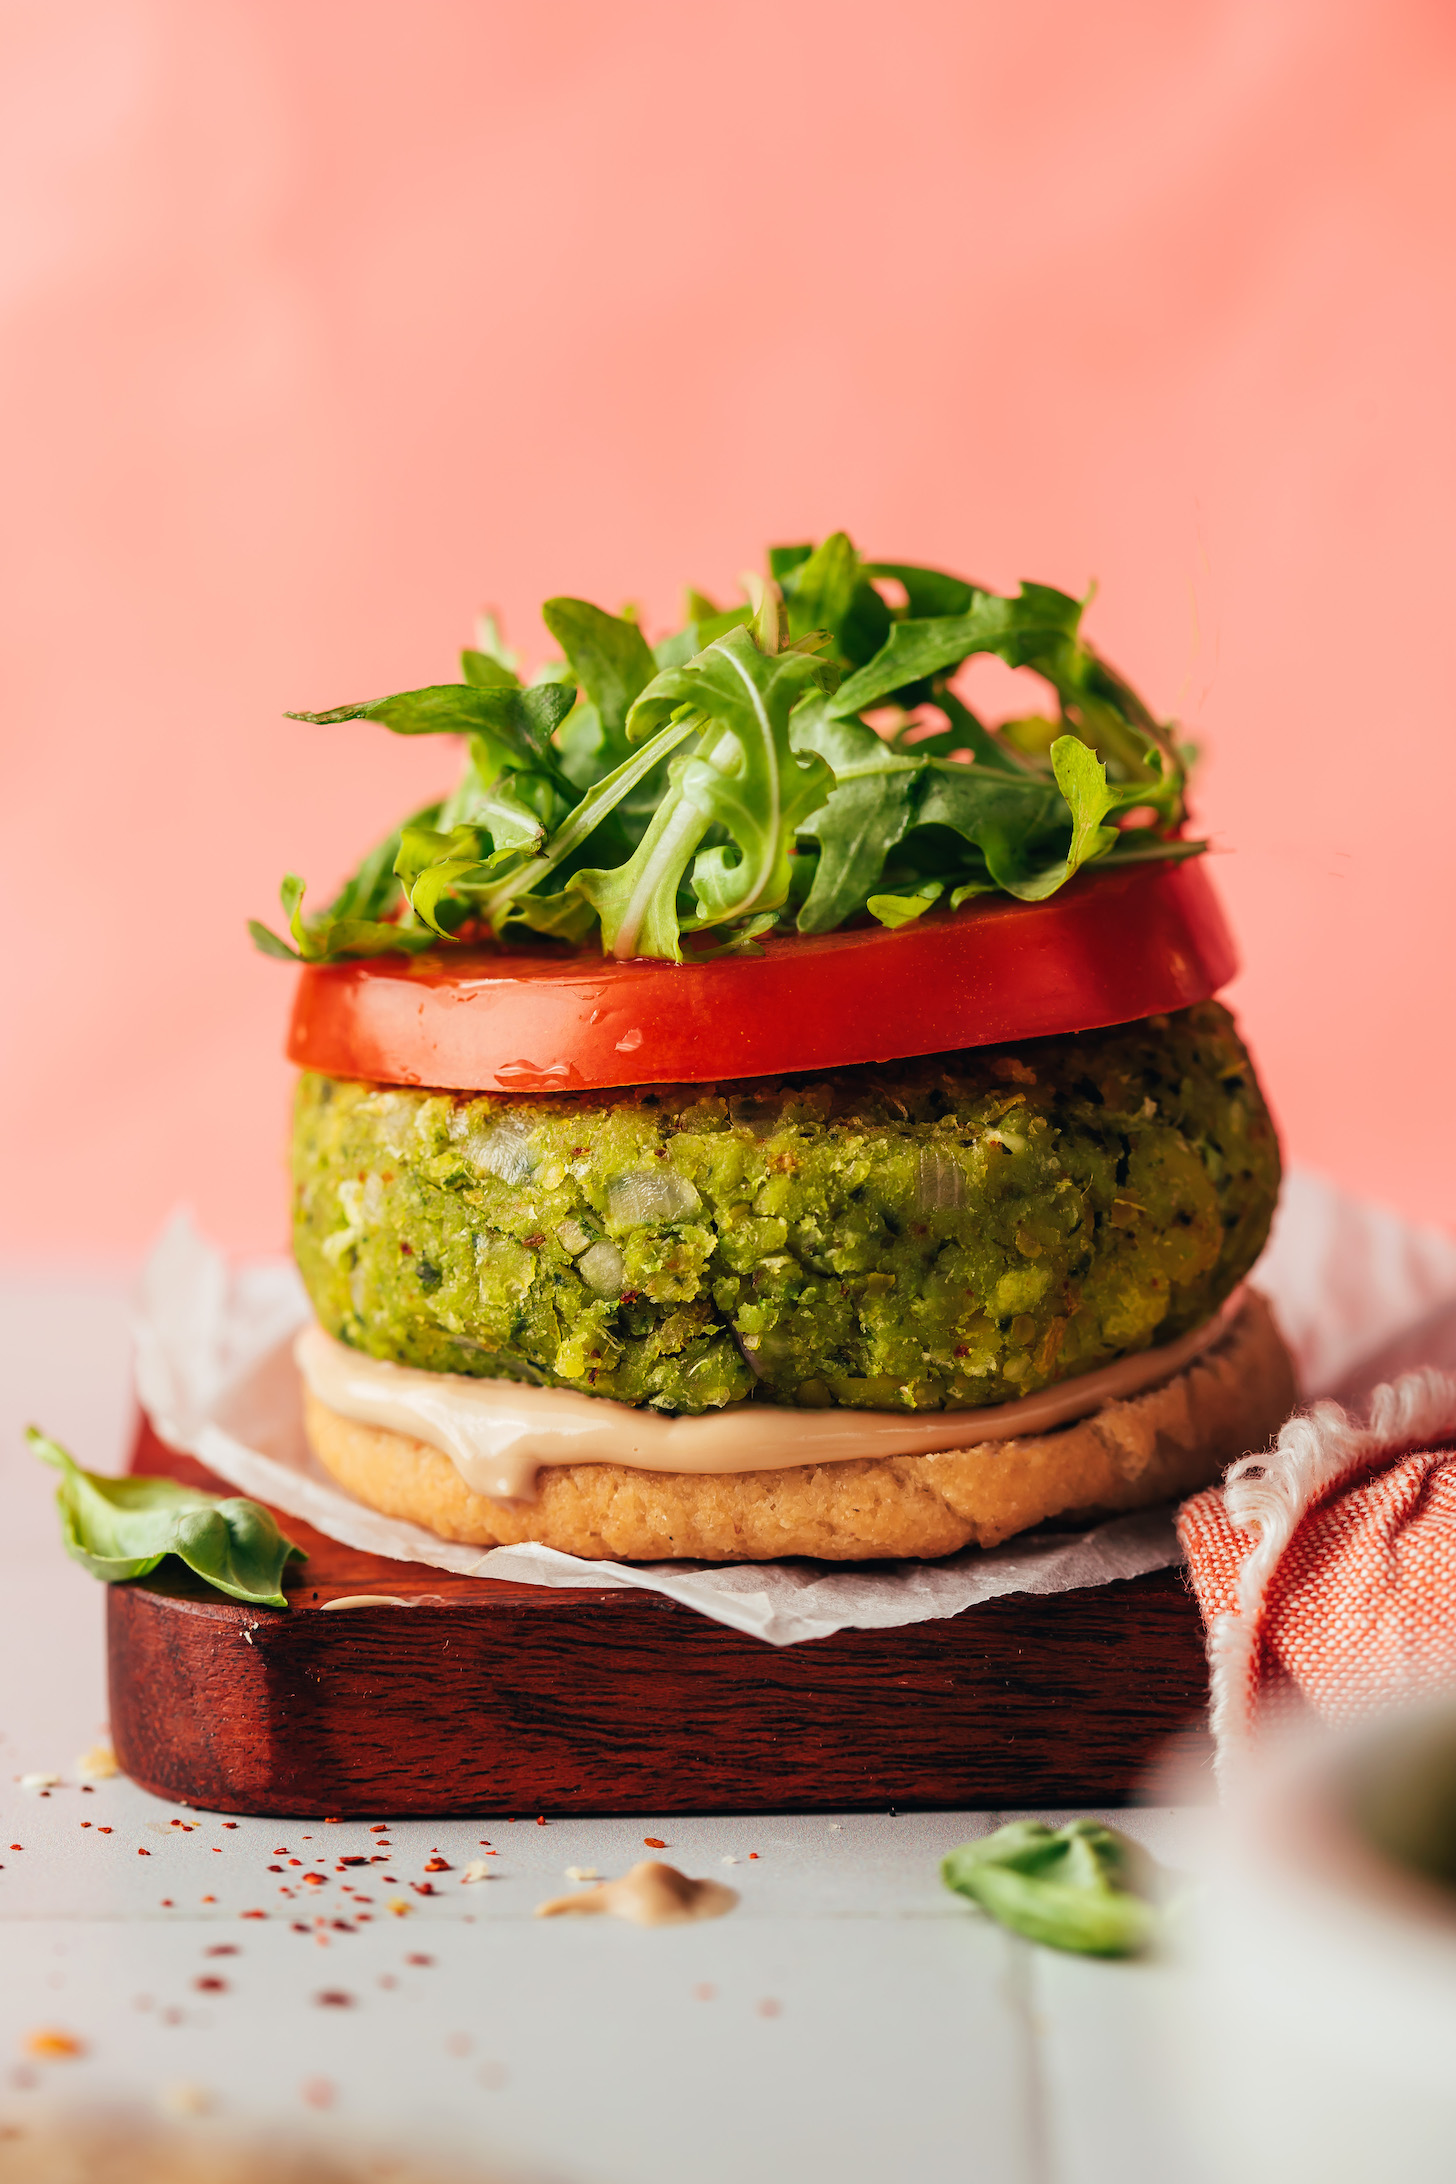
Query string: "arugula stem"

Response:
xmin=478 ymin=715 xmax=699 ymax=927
xmin=613 ymin=727 xmax=738 ymax=957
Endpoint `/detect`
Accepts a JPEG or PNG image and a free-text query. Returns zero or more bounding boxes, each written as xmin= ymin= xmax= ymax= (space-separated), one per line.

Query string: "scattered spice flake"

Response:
xmin=409 ymin=1881 xmax=437 ymax=1897
xmin=205 ymin=1946 xmax=238 ymax=1957
xmin=24 ymin=2031 xmax=83 ymax=2060
xmin=338 ymin=1856 xmax=368 ymax=1867
xmin=137 ymin=1848 xmax=151 ymax=1857
xmin=159 ymin=2081 xmax=212 ymax=2118
xmin=748 ymin=1852 xmax=760 ymax=1860
xmin=324 ymin=1817 xmax=342 ymax=1824
xmin=422 ymin=1858 xmax=451 ymax=1873
xmin=300 ymin=2077 xmax=336 ymax=2110
xmin=643 ymin=1838 xmax=667 ymax=1850
xmin=192 ymin=1978 xmax=227 ymax=1994
xmin=406 ymin=1954 xmax=434 ymax=1968
xmin=756 ymin=1998 xmax=782 ymax=2018
xmin=9 ymin=1845 xmax=22 ymax=1851
xmin=160 ymin=1900 xmax=174 ymax=1909
xmin=96 ymin=1830 xmax=110 ymax=1836
xmin=79 ymin=1823 xmax=91 ymax=1829
xmin=302 ymin=1874 xmax=326 ymax=1887
xmin=223 ymin=1822 xmax=238 ymax=1829
xmin=535 ymin=1816 xmax=547 ymax=1826
xmin=385 ymin=1899 xmax=411 ymax=1917
xmin=369 ymin=1824 xmax=388 ymax=1833
xmin=200 ymin=1895 xmax=216 ymax=1905
xmin=239 ymin=1911 xmax=267 ymax=1921
xmin=315 ymin=1991 xmax=354 ymax=2008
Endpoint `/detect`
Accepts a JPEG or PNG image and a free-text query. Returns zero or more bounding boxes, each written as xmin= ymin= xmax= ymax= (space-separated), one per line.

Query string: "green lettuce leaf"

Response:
xmin=941 ymin=1819 xmax=1156 ymax=1958
xmin=29 ymin=1430 xmax=305 ymax=1608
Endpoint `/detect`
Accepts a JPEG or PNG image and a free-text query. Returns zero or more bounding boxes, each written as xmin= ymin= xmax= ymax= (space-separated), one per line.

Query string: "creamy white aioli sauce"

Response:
xmin=296 ymin=1289 xmax=1242 ymax=1505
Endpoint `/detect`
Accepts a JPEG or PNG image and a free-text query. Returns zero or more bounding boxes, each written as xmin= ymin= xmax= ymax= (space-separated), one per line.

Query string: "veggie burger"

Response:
xmin=256 ymin=536 xmax=1294 ymax=1562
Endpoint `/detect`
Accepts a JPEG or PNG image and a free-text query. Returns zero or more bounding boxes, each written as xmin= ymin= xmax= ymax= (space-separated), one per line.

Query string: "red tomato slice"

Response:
xmin=285 ymin=858 xmax=1237 ymax=1093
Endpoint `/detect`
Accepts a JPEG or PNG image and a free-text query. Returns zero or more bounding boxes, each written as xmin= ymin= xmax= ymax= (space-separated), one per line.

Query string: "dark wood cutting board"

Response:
xmin=108 ymin=1418 xmax=1213 ymax=1816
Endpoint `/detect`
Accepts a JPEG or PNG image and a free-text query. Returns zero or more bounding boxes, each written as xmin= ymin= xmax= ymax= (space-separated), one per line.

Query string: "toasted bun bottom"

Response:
xmin=302 ymin=1290 xmax=1295 ymax=1564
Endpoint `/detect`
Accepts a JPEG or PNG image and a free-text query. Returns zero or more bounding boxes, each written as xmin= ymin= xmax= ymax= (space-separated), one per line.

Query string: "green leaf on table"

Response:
xmin=28 ymin=1430 xmax=305 ymax=1609
xmin=941 ymin=1819 xmax=1157 ymax=1958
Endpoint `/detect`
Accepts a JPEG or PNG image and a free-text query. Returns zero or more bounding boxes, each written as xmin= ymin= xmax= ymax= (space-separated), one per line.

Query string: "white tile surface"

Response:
xmin=0 ymin=1273 xmax=1213 ymax=2184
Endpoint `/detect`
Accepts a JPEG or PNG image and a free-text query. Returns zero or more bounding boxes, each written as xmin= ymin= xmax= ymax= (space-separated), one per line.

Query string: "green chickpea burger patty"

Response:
xmin=292 ymin=1001 xmax=1279 ymax=1418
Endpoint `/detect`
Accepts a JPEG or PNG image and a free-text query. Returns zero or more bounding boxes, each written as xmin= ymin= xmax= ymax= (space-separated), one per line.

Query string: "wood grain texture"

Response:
xmin=108 ymin=1418 xmax=1213 ymax=1816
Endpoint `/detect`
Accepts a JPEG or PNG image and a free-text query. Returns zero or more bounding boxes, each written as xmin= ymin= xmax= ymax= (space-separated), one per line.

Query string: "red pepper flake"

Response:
xmin=422 ymin=1858 xmax=450 ymax=1873
xmin=339 ymin=1856 xmax=368 ymax=1867
xmin=409 ymin=1881 xmax=437 ymax=1897
xmin=201 ymin=1895 xmax=217 ymax=1904
xmin=239 ymin=1910 xmax=267 ymax=1921
xmin=194 ymin=1977 xmax=228 ymax=1993
xmin=369 ymin=1824 xmax=388 ymax=1833
xmin=643 ymin=1837 xmax=667 ymax=1850
xmin=137 ymin=1848 xmax=150 ymax=1856
xmin=80 ymin=1822 xmax=91 ymax=1829
xmin=749 ymin=1852 xmax=760 ymax=1860
xmin=323 ymin=1817 xmax=343 ymax=1824
xmin=315 ymin=1990 xmax=354 ymax=2008
xmin=268 ymin=1866 xmax=284 ymax=1874
xmin=535 ymin=1816 xmax=547 ymax=1826
xmin=302 ymin=1874 xmax=326 ymax=1887
xmin=205 ymin=1946 xmax=238 ymax=1957
xmin=406 ymin=1954 xmax=434 ymax=1967
xmin=223 ymin=1822 xmax=238 ymax=1829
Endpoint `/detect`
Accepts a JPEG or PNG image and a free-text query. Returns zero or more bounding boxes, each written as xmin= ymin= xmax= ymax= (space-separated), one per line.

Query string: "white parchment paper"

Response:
xmin=133 ymin=1170 xmax=1456 ymax=1646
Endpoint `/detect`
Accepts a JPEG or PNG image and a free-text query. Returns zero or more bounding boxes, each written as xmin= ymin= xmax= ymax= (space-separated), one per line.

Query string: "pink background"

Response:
xmin=4 ymin=0 xmax=1454 ymax=1260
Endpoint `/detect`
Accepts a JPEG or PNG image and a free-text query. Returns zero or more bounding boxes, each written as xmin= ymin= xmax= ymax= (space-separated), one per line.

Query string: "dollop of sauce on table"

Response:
xmin=535 ymin=1860 xmax=738 ymax=1926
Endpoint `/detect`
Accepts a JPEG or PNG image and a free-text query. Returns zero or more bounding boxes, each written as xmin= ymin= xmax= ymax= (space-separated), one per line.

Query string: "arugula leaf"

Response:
xmin=289 ymin=682 xmax=577 ymax=787
xmin=256 ymin=536 xmax=1199 ymax=963
xmin=460 ymin=648 xmax=520 ymax=691
xmin=574 ymin=627 xmax=831 ymax=960
xmin=941 ymin=1819 xmax=1156 ymax=1958
xmin=541 ymin=598 xmax=659 ymax=772
xmin=828 ymin=585 xmax=1086 ymax=717
xmin=29 ymin=1429 xmax=304 ymax=1609
xmin=862 ymin=560 xmax=979 ymax=618
xmin=475 ymin=714 xmax=703 ymax=937
xmin=866 ymin=878 xmax=944 ymax=928
xmin=790 ymin=703 xmax=921 ymax=932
